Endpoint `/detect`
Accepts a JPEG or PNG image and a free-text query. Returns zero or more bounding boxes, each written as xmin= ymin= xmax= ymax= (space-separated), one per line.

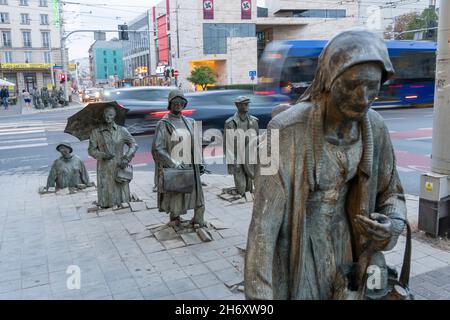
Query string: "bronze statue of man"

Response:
xmin=224 ymin=96 xmax=259 ymax=196
xmin=152 ymin=89 xmax=206 ymax=227
xmin=88 ymin=106 xmax=138 ymax=208
xmin=245 ymin=29 xmax=407 ymax=300
xmin=46 ymin=142 xmax=92 ymax=191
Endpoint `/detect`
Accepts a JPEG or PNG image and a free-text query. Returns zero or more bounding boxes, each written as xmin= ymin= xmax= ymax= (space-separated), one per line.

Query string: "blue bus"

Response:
xmin=256 ymin=40 xmax=437 ymax=107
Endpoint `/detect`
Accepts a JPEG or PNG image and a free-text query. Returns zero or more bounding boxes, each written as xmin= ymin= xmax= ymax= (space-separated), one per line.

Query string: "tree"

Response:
xmin=187 ymin=66 xmax=216 ymax=91
xmin=384 ymin=7 xmax=438 ymax=41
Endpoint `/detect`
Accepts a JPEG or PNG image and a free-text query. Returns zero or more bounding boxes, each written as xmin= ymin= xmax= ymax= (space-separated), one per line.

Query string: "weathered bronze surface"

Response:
xmin=41 ymin=87 xmax=50 ymax=109
xmin=88 ymin=106 xmax=138 ymax=208
xmin=224 ymin=96 xmax=259 ymax=196
xmin=46 ymin=142 xmax=92 ymax=191
xmin=152 ymin=89 xmax=206 ymax=227
xmin=245 ymin=29 xmax=407 ymax=300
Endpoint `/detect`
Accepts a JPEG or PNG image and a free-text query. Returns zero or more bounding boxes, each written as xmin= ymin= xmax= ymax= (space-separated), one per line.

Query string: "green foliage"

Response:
xmin=187 ymin=66 xmax=217 ymax=91
xmin=386 ymin=7 xmax=438 ymax=41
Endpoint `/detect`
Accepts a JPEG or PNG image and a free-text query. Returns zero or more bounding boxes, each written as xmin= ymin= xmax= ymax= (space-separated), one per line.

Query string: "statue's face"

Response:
xmin=58 ymin=146 xmax=71 ymax=158
xmin=104 ymin=107 xmax=116 ymax=124
xmin=170 ymin=97 xmax=186 ymax=115
xmin=236 ymin=102 xmax=249 ymax=113
xmin=330 ymin=63 xmax=382 ymax=121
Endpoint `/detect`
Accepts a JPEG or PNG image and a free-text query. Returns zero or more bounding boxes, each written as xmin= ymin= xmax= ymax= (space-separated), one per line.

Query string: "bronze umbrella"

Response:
xmin=64 ymin=101 xmax=129 ymax=141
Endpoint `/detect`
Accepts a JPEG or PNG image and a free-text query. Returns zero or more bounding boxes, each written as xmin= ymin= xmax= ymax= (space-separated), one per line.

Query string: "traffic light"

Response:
xmin=171 ymin=69 xmax=174 ymax=77
xmin=60 ymin=73 xmax=66 ymax=83
xmin=118 ymin=24 xmax=129 ymax=41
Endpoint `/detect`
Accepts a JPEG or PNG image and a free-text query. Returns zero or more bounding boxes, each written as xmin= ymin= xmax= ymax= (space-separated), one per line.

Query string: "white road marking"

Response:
xmin=0 ymin=130 xmax=45 ymax=136
xmin=384 ymin=117 xmax=405 ymax=121
xmin=396 ymin=166 xmax=415 ymax=173
xmin=406 ymin=136 xmax=432 ymax=141
xmin=0 ymin=143 xmax=48 ymax=150
xmin=0 ymin=138 xmax=47 ymax=144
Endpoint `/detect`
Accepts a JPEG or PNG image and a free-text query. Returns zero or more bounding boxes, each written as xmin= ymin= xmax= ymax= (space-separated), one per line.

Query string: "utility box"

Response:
xmin=418 ymin=173 xmax=450 ymax=237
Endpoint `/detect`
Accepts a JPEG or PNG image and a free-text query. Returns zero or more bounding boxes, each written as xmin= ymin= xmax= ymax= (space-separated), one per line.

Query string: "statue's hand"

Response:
xmin=354 ymin=213 xmax=393 ymax=250
xmin=199 ymin=164 xmax=206 ymax=175
xmin=102 ymin=152 xmax=114 ymax=160
xmin=119 ymin=157 xmax=129 ymax=169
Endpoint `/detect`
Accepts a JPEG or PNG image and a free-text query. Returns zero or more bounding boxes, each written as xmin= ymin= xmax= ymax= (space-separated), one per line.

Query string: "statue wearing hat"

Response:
xmin=152 ymin=89 xmax=207 ymax=227
xmin=45 ymin=142 xmax=93 ymax=191
xmin=224 ymin=96 xmax=259 ymax=197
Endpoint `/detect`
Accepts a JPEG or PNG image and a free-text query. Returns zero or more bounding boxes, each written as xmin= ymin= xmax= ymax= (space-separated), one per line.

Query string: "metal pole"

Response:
xmin=59 ymin=0 xmax=69 ymax=104
xmin=431 ymin=0 xmax=450 ymax=174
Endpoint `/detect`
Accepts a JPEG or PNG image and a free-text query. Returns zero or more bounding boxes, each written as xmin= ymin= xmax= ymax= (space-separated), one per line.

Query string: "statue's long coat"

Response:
xmin=244 ymin=102 xmax=407 ymax=299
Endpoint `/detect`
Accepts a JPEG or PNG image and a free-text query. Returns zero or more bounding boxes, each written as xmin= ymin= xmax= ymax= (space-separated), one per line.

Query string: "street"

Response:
xmin=0 ymin=106 xmax=433 ymax=196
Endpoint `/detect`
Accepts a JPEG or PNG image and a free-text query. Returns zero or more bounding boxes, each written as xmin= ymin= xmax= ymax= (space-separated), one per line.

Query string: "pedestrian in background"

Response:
xmin=0 ymin=86 xmax=9 ymax=110
xmin=22 ymin=89 xmax=32 ymax=109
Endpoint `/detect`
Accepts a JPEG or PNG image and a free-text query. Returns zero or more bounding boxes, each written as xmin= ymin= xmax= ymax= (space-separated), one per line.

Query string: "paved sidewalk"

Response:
xmin=20 ymin=101 xmax=83 ymax=115
xmin=0 ymin=171 xmax=449 ymax=300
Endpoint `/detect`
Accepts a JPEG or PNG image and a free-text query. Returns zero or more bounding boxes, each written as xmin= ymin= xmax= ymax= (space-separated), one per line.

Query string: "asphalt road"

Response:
xmin=0 ymin=106 xmax=434 ymax=195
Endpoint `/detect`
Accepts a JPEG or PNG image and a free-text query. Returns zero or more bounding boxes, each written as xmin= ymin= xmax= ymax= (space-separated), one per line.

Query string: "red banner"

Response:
xmin=241 ymin=0 xmax=252 ymax=19
xmin=203 ymin=0 xmax=214 ymax=20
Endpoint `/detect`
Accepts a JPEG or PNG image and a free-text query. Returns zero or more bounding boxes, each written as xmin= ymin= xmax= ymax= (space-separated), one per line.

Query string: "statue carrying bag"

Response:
xmin=162 ymin=167 xmax=195 ymax=193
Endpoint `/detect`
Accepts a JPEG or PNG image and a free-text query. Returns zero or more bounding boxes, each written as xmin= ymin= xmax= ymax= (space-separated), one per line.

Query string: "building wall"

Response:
xmin=0 ymin=0 xmax=65 ymax=93
xmin=94 ymin=48 xmax=123 ymax=83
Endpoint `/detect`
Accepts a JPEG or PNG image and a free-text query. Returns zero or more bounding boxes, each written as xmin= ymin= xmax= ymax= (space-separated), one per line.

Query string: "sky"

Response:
xmin=65 ymin=0 xmax=432 ymax=61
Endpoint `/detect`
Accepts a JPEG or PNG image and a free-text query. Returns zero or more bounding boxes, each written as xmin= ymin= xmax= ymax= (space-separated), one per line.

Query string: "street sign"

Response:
xmin=53 ymin=65 xmax=62 ymax=69
xmin=251 ymin=76 xmax=255 ymax=81
xmin=249 ymin=70 xmax=256 ymax=78
xmin=173 ymin=70 xmax=179 ymax=77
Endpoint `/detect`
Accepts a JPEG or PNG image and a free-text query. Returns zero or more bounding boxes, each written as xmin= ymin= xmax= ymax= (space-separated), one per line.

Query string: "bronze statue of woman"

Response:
xmin=245 ymin=28 xmax=407 ymax=300
xmin=88 ymin=106 xmax=138 ymax=208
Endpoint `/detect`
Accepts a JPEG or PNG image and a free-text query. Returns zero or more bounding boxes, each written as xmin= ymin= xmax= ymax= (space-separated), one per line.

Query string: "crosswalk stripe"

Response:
xmin=0 ymin=143 xmax=48 ymax=151
xmin=0 ymin=137 xmax=47 ymax=144
xmin=0 ymin=130 xmax=45 ymax=136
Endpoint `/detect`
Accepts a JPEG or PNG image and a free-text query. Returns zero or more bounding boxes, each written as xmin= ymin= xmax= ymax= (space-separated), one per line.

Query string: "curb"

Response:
xmin=21 ymin=101 xmax=84 ymax=115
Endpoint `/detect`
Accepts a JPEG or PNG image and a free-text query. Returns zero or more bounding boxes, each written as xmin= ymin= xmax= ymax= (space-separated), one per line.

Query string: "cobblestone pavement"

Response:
xmin=0 ymin=171 xmax=449 ymax=300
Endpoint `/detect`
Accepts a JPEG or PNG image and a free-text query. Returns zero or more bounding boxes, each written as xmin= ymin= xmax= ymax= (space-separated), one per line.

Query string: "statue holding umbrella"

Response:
xmin=65 ymin=101 xmax=139 ymax=208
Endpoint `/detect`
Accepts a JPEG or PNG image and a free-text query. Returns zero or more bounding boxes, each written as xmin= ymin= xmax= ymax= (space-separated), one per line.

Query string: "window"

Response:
xmin=24 ymin=51 xmax=32 ymax=63
xmin=291 ymin=9 xmax=346 ymax=18
xmin=39 ymin=0 xmax=48 ymax=6
xmin=2 ymin=31 xmax=11 ymax=47
xmin=104 ymin=66 xmax=107 ymax=72
xmin=0 ymin=12 xmax=9 ymax=23
xmin=103 ymin=58 xmax=107 ymax=63
xmin=104 ymin=73 xmax=107 ymax=78
xmin=22 ymin=31 xmax=31 ymax=47
xmin=114 ymin=65 xmax=117 ymax=72
xmin=113 ymin=58 xmax=117 ymax=63
xmin=103 ymin=50 xmax=106 ymax=55
xmin=19 ymin=0 xmax=28 ymax=5
xmin=20 ymin=13 xmax=30 ymax=25
xmin=41 ymin=31 xmax=50 ymax=48
xmin=0 ymin=0 xmax=8 ymax=5
xmin=43 ymin=51 xmax=51 ymax=63
xmin=113 ymin=51 xmax=116 ymax=56
xmin=4 ymin=51 xmax=12 ymax=63
xmin=40 ymin=14 xmax=49 ymax=25
xmin=203 ymin=23 xmax=256 ymax=54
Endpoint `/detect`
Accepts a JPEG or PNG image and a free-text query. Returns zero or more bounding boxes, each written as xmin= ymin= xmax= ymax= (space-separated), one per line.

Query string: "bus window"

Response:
xmin=280 ymin=57 xmax=318 ymax=99
xmin=390 ymin=51 xmax=435 ymax=81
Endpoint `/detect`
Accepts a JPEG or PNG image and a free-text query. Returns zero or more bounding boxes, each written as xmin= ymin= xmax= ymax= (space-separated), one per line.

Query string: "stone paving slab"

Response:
xmin=0 ymin=171 xmax=449 ymax=300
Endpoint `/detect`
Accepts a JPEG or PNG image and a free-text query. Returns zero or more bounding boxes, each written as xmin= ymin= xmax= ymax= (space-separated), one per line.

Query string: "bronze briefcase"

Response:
xmin=162 ymin=168 xmax=195 ymax=193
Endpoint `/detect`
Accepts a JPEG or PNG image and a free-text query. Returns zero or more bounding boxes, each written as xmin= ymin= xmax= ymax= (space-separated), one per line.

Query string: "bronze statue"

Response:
xmin=245 ymin=29 xmax=407 ymax=300
xmin=152 ymin=89 xmax=206 ymax=227
xmin=41 ymin=87 xmax=50 ymax=109
xmin=224 ymin=96 xmax=259 ymax=196
xmin=88 ymin=106 xmax=138 ymax=208
xmin=46 ymin=142 xmax=92 ymax=191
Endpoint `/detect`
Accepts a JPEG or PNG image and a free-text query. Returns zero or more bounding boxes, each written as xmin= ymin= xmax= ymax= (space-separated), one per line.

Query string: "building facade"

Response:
xmin=0 ymin=0 xmax=65 ymax=94
xmin=88 ymin=40 xmax=124 ymax=86
xmin=145 ymin=0 xmax=359 ymax=89
xmin=123 ymin=12 xmax=151 ymax=80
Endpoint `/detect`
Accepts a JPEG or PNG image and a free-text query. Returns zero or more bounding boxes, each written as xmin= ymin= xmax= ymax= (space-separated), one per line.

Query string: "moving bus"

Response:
xmin=257 ymin=40 xmax=437 ymax=107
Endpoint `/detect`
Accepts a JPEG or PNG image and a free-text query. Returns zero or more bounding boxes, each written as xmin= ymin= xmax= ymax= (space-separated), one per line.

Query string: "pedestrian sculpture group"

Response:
xmin=32 ymin=87 xmax=65 ymax=109
xmin=43 ymin=28 xmax=411 ymax=300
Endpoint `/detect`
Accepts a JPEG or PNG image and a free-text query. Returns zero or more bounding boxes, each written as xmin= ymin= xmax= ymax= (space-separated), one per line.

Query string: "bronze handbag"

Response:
xmin=162 ymin=167 xmax=194 ymax=193
xmin=116 ymin=164 xmax=133 ymax=183
xmin=363 ymin=217 xmax=414 ymax=300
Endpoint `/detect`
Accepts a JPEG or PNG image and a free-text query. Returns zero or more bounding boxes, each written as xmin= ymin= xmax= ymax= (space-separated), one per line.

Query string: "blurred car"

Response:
xmin=102 ymin=86 xmax=176 ymax=135
xmin=121 ymin=89 xmax=290 ymax=140
xmin=82 ymin=88 xmax=103 ymax=103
